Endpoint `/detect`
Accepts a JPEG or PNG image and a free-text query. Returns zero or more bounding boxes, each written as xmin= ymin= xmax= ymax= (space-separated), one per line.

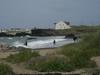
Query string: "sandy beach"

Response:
xmin=0 ymin=52 xmax=18 ymax=59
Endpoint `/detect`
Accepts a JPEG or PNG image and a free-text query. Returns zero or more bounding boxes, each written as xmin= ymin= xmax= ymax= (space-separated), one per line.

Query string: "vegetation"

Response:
xmin=27 ymin=57 xmax=75 ymax=72
xmin=6 ymin=48 xmax=40 ymax=63
xmin=0 ymin=63 xmax=14 ymax=75
xmin=0 ymin=32 xmax=14 ymax=37
xmin=61 ymin=30 xmax=100 ymax=69
xmin=27 ymin=30 xmax=100 ymax=72
xmin=15 ymin=32 xmax=30 ymax=36
xmin=4 ymin=27 xmax=100 ymax=72
xmin=31 ymin=26 xmax=100 ymax=36
xmin=0 ymin=25 xmax=99 ymax=37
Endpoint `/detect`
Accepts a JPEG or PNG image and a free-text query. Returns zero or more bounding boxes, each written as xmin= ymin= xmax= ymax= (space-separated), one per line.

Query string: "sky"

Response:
xmin=0 ymin=0 xmax=100 ymax=28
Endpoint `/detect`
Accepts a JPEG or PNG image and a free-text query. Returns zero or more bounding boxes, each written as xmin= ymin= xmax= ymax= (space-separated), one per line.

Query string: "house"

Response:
xmin=6 ymin=28 xmax=31 ymax=35
xmin=0 ymin=29 xmax=7 ymax=33
xmin=55 ymin=21 xmax=71 ymax=30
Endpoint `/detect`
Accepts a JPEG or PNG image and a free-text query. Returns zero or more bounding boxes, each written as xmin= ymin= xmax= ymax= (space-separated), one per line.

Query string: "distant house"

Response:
xmin=0 ymin=29 xmax=7 ymax=33
xmin=55 ymin=21 xmax=71 ymax=30
xmin=6 ymin=28 xmax=31 ymax=35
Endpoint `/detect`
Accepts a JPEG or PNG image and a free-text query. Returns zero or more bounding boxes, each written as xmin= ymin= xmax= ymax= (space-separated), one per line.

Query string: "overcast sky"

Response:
xmin=0 ymin=0 xmax=100 ymax=28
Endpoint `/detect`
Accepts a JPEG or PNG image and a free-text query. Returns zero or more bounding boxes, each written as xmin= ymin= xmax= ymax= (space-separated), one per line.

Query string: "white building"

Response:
xmin=6 ymin=28 xmax=31 ymax=35
xmin=0 ymin=29 xmax=7 ymax=33
xmin=55 ymin=21 xmax=71 ymax=30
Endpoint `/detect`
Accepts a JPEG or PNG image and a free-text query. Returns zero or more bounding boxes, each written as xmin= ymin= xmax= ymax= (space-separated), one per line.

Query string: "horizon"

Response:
xmin=0 ymin=0 xmax=100 ymax=28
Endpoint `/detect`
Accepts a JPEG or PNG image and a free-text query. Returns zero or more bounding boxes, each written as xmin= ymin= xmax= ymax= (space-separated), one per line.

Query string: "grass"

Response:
xmin=27 ymin=30 xmax=100 ymax=72
xmin=5 ymin=29 xmax=100 ymax=72
xmin=27 ymin=57 xmax=74 ymax=72
xmin=6 ymin=48 xmax=40 ymax=63
xmin=0 ymin=63 xmax=14 ymax=75
xmin=61 ymin=30 xmax=100 ymax=69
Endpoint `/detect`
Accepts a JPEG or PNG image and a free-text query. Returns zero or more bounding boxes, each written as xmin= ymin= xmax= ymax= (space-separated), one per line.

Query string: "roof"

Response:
xmin=63 ymin=21 xmax=70 ymax=25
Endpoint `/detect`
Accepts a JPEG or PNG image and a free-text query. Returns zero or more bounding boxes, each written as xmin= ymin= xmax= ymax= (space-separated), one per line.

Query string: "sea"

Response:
xmin=0 ymin=36 xmax=74 ymax=49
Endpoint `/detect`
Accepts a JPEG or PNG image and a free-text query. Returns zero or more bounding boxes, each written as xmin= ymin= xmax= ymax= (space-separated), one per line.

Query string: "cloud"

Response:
xmin=0 ymin=0 xmax=100 ymax=28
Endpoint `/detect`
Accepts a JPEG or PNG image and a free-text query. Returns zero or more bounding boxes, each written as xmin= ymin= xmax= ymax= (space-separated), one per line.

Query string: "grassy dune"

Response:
xmin=29 ymin=30 xmax=100 ymax=71
xmin=61 ymin=30 xmax=100 ymax=70
xmin=4 ymin=29 xmax=100 ymax=72
xmin=0 ymin=63 xmax=14 ymax=75
xmin=6 ymin=49 xmax=40 ymax=63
